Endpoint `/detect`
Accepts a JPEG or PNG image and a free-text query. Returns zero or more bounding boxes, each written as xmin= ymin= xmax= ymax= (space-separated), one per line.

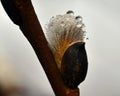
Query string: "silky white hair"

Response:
xmin=46 ymin=10 xmax=86 ymax=69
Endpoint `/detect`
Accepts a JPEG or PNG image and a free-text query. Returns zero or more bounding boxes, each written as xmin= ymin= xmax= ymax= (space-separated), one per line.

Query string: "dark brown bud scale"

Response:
xmin=61 ymin=42 xmax=88 ymax=89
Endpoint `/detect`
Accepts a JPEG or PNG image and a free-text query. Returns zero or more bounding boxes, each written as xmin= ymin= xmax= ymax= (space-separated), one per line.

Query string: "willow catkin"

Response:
xmin=46 ymin=10 xmax=86 ymax=70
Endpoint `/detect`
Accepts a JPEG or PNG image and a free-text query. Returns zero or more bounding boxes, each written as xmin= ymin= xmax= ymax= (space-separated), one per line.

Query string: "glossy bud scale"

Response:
xmin=61 ymin=42 xmax=88 ymax=89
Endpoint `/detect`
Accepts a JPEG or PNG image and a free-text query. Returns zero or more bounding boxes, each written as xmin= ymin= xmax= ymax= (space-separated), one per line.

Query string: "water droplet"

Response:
xmin=76 ymin=24 xmax=82 ymax=28
xmin=86 ymin=37 xmax=89 ymax=40
xmin=75 ymin=16 xmax=82 ymax=22
xmin=66 ymin=10 xmax=74 ymax=15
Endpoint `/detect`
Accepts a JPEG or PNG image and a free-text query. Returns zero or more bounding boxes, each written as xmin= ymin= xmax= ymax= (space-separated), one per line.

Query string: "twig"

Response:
xmin=1 ymin=0 xmax=79 ymax=96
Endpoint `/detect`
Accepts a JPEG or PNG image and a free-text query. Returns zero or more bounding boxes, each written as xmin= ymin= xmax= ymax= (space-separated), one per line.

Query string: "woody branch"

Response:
xmin=1 ymin=0 xmax=80 ymax=96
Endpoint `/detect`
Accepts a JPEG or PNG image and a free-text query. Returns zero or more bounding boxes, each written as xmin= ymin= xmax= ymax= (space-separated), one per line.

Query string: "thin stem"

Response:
xmin=1 ymin=0 xmax=79 ymax=96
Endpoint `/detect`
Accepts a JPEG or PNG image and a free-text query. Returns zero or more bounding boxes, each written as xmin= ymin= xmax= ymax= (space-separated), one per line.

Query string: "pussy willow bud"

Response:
xmin=46 ymin=10 xmax=88 ymax=89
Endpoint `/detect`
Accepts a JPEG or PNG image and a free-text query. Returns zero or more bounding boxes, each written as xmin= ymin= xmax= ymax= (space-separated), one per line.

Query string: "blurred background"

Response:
xmin=0 ymin=0 xmax=120 ymax=96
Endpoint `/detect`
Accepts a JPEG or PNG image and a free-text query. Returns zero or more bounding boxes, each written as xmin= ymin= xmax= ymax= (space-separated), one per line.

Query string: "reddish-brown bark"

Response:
xmin=1 ymin=0 xmax=79 ymax=96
